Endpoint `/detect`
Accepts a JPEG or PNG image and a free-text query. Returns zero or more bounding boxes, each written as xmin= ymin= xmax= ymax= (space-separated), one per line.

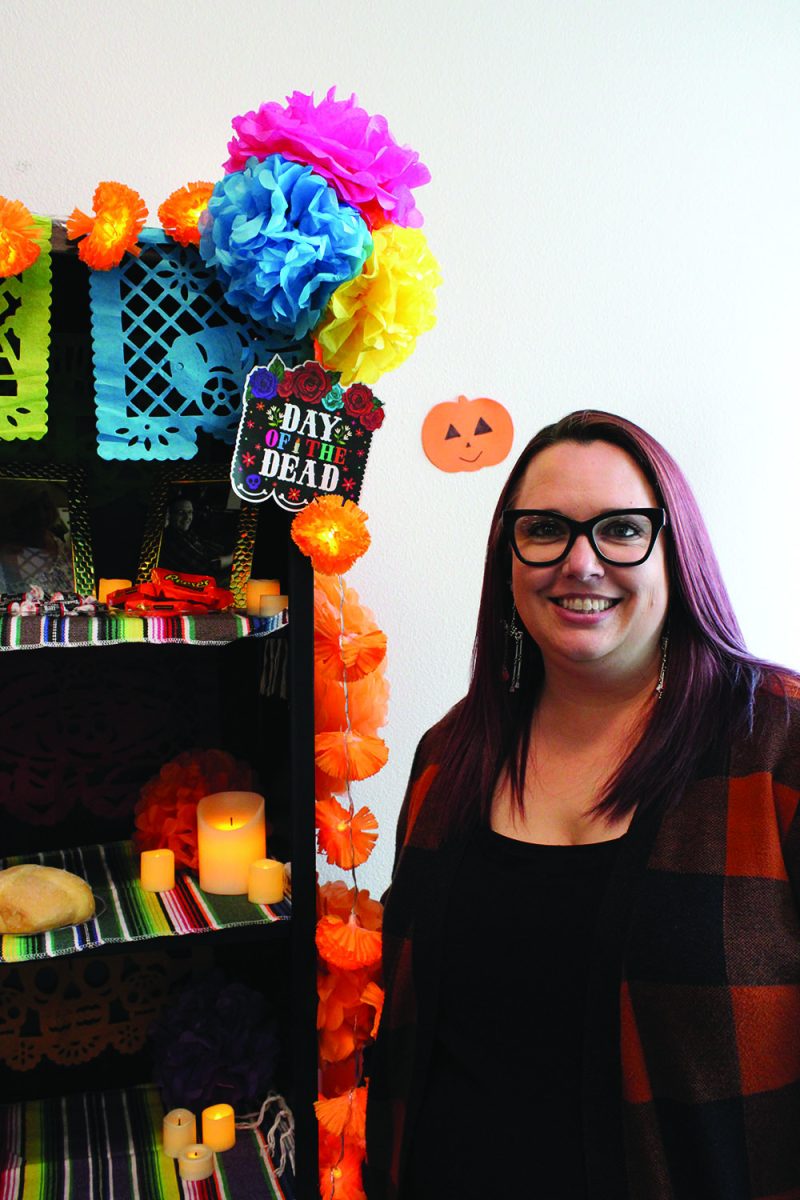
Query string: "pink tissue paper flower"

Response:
xmin=224 ymin=87 xmax=431 ymax=231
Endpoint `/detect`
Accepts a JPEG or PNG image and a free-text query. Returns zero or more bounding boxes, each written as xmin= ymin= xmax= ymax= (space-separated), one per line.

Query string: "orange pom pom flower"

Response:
xmin=316 ymin=796 xmax=379 ymax=869
xmin=158 ymin=181 xmax=214 ymax=247
xmin=0 ymin=197 xmax=41 ymax=277
xmin=67 ymin=181 xmax=147 ymax=269
xmin=291 ymin=496 xmax=370 ymax=575
xmin=360 ymin=982 xmax=385 ymax=1039
xmin=318 ymin=1136 xmax=366 ymax=1200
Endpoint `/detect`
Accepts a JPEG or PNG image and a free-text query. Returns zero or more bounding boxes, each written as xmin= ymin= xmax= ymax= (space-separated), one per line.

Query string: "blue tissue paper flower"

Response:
xmin=200 ymin=153 xmax=372 ymax=339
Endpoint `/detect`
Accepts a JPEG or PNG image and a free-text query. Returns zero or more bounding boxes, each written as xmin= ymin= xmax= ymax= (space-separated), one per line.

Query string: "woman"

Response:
xmin=365 ymin=411 xmax=800 ymax=1200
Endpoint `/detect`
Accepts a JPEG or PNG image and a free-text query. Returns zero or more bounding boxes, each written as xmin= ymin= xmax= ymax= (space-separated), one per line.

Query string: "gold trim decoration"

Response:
xmin=137 ymin=464 xmax=257 ymax=609
xmin=0 ymin=462 xmax=94 ymax=595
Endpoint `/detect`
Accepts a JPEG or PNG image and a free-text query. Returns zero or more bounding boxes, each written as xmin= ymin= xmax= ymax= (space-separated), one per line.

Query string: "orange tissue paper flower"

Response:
xmin=318 ymin=1136 xmax=366 ymax=1200
xmin=67 ymin=181 xmax=147 ymax=269
xmin=134 ymin=747 xmax=254 ymax=870
xmin=0 ymin=197 xmax=42 ymax=277
xmin=291 ymin=496 xmax=370 ymax=575
xmin=158 ymin=181 xmax=214 ymax=247
xmin=360 ymin=982 xmax=385 ymax=1039
xmin=314 ymin=573 xmax=386 ymax=681
xmin=317 ymin=913 xmax=382 ymax=970
xmin=315 ymin=730 xmax=388 ymax=782
xmin=316 ymin=796 xmax=379 ymax=869
xmin=317 ymin=881 xmax=383 ymax=931
xmin=315 ymin=669 xmax=390 ymax=739
xmin=320 ymin=1055 xmax=361 ymax=1099
xmin=316 ymin=1086 xmax=368 ymax=1143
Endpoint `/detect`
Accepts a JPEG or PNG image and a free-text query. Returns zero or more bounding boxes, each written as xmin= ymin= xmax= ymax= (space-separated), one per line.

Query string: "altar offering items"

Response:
xmin=245 ymin=577 xmax=280 ymax=616
xmin=0 ymin=864 xmax=95 ymax=933
xmin=202 ymin=1103 xmax=236 ymax=1152
xmin=107 ymin=568 xmax=234 ymax=615
xmin=178 ymin=1143 xmax=215 ymax=1181
xmin=135 ymin=748 xmax=255 ymax=872
xmin=97 ymin=578 xmax=132 ymax=604
xmin=162 ymin=1108 xmax=197 ymax=1157
xmin=140 ymin=848 xmax=175 ymax=892
xmin=259 ymin=594 xmax=288 ymax=617
xmin=247 ymin=858 xmax=284 ymax=905
xmin=2 ymin=588 xmax=100 ymax=616
xmin=197 ymin=792 xmax=266 ymax=894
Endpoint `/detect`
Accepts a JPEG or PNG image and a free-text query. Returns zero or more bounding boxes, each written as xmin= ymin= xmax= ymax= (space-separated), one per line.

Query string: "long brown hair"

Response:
xmin=423 ymin=410 xmax=776 ymax=839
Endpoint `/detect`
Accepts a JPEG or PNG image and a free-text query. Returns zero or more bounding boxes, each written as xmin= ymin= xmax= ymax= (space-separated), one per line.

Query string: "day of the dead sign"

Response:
xmin=230 ymin=356 xmax=385 ymax=512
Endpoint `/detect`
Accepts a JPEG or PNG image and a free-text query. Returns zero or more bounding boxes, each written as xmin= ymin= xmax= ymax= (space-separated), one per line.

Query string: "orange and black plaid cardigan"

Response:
xmin=365 ymin=679 xmax=800 ymax=1199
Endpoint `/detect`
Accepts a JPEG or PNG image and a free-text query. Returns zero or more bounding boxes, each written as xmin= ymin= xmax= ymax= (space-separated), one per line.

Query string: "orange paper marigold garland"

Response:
xmin=158 ymin=181 xmax=214 ymax=247
xmin=315 ymin=1086 xmax=368 ymax=1143
xmin=291 ymin=496 xmax=370 ymax=576
xmin=315 ymin=730 xmax=389 ymax=783
xmin=67 ymin=181 xmax=147 ymax=269
xmin=316 ymin=796 xmax=379 ymax=869
xmin=316 ymin=913 xmax=382 ymax=971
xmin=0 ymin=196 xmax=42 ymax=277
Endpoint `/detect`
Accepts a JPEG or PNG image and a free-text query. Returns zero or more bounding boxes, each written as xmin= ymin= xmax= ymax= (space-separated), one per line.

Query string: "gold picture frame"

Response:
xmin=137 ymin=464 xmax=258 ymax=609
xmin=0 ymin=463 xmax=94 ymax=596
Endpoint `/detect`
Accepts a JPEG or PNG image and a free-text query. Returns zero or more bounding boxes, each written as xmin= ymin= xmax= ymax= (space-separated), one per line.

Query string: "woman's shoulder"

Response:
xmin=408 ymin=699 xmax=467 ymax=778
xmin=734 ymin=670 xmax=800 ymax=779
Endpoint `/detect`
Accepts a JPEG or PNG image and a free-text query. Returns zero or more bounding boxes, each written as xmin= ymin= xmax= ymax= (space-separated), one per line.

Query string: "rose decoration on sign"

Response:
xmin=230 ymin=356 xmax=385 ymax=510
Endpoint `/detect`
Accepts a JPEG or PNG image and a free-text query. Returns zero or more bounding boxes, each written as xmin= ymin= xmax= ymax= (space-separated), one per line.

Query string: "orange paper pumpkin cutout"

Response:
xmin=422 ymin=394 xmax=514 ymax=473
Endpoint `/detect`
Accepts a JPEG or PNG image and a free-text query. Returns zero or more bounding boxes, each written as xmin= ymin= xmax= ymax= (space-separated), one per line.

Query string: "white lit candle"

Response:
xmin=202 ymin=1103 xmax=236 ymax=1152
xmin=245 ymin=578 xmax=280 ymax=615
xmin=140 ymin=848 xmax=175 ymax=892
xmin=178 ymin=1143 xmax=214 ymax=1180
xmin=162 ymin=1108 xmax=196 ymax=1157
xmin=259 ymin=594 xmax=288 ymax=617
xmin=248 ymin=858 xmax=285 ymax=905
xmin=197 ymin=792 xmax=266 ymax=895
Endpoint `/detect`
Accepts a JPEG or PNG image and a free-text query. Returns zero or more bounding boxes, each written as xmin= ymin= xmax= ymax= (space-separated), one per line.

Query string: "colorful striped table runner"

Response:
xmin=0 ymin=610 xmax=287 ymax=652
xmin=0 ymin=842 xmax=290 ymax=964
xmin=0 ymin=1085 xmax=294 ymax=1200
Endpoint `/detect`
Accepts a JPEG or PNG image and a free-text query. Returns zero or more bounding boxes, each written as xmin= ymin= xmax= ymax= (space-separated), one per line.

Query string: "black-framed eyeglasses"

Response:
xmin=502 ymin=508 xmax=668 ymax=567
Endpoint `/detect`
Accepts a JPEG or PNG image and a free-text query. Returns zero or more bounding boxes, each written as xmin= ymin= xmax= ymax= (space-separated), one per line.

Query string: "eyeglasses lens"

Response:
xmin=513 ymin=513 xmax=655 ymax=565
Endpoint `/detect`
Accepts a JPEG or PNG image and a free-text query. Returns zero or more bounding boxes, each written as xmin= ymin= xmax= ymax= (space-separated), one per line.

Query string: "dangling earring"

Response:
xmin=654 ymin=633 xmax=669 ymax=701
xmin=504 ymin=604 xmax=524 ymax=693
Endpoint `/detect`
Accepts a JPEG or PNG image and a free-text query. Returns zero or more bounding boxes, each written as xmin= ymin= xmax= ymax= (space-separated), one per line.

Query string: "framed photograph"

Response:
xmin=0 ymin=464 xmax=94 ymax=597
xmin=137 ymin=465 xmax=258 ymax=608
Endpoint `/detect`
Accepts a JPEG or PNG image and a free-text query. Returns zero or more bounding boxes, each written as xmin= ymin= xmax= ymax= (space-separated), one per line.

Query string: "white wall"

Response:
xmin=4 ymin=0 xmax=799 ymax=895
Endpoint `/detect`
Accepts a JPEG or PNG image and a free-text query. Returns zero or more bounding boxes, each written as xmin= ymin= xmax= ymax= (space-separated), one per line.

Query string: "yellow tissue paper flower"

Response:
xmin=315 ymin=225 xmax=442 ymax=386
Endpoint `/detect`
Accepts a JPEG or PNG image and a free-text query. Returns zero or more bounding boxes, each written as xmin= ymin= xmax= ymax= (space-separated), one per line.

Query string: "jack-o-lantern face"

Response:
xmin=422 ymin=395 xmax=514 ymax=473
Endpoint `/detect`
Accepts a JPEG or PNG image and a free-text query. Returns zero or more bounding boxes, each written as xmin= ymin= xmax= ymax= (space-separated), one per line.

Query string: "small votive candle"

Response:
xmin=197 ymin=792 xmax=266 ymax=895
xmin=140 ymin=848 xmax=175 ymax=892
xmin=259 ymin=594 xmax=288 ymax=617
xmin=248 ymin=858 xmax=285 ymax=905
xmin=178 ymin=1143 xmax=214 ymax=1181
xmin=98 ymin=578 xmax=132 ymax=605
xmin=202 ymin=1103 xmax=236 ymax=1152
xmin=162 ymin=1108 xmax=196 ymax=1158
xmin=245 ymin=578 xmax=280 ymax=615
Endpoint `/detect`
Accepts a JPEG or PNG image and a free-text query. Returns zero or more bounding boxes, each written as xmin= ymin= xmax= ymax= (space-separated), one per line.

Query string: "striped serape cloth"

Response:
xmin=0 ymin=1085 xmax=294 ymax=1199
xmin=0 ymin=842 xmax=290 ymax=964
xmin=0 ymin=610 xmax=287 ymax=652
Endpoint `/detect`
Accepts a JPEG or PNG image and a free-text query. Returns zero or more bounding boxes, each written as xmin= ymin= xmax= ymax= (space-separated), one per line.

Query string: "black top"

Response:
xmin=403 ymin=825 xmax=624 ymax=1200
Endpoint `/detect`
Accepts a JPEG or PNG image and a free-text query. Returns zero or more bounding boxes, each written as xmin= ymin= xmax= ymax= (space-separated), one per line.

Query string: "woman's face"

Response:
xmin=510 ymin=440 xmax=670 ymax=682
